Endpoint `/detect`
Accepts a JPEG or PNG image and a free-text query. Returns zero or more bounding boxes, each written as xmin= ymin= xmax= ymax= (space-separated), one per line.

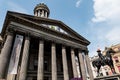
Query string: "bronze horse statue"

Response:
xmin=92 ymin=48 xmax=116 ymax=77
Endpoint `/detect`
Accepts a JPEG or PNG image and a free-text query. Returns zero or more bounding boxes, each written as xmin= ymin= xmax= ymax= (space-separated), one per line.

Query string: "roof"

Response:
xmin=0 ymin=35 xmax=3 ymax=42
xmin=34 ymin=3 xmax=50 ymax=14
xmin=1 ymin=11 xmax=90 ymax=45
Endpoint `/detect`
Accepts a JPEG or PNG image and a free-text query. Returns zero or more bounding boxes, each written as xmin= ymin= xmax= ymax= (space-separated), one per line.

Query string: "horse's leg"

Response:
xmin=110 ymin=64 xmax=116 ymax=74
xmin=111 ymin=66 xmax=116 ymax=74
xmin=97 ymin=66 xmax=101 ymax=77
xmin=96 ymin=68 xmax=99 ymax=77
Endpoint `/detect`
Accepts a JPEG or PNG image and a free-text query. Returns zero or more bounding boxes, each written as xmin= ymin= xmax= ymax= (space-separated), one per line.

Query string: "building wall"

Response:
xmin=90 ymin=43 xmax=120 ymax=78
xmin=111 ymin=44 xmax=120 ymax=74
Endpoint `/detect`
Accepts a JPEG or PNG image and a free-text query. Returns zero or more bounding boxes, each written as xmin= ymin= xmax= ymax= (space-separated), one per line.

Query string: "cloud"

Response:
xmin=7 ymin=1 xmax=28 ymax=14
xmin=76 ymin=0 xmax=82 ymax=8
xmin=92 ymin=0 xmax=120 ymax=23
xmin=89 ymin=0 xmax=120 ymax=57
xmin=92 ymin=0 xmax=120 ymax=43
xmin=105 ymin=27 xmax=120 ymax=43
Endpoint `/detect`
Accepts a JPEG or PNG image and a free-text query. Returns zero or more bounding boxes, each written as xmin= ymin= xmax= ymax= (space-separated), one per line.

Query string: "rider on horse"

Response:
xmin=97 ymin=49 xmax=104 ymax=60
xmin=97 ymin=49 xmax=106 ymax=66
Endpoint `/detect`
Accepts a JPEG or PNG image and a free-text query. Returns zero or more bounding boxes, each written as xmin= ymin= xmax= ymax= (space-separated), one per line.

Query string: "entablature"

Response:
xmin=8 ymin=22 xmax=87 ymax=50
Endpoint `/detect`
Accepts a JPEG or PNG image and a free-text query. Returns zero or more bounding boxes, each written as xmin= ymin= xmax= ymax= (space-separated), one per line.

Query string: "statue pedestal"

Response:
xmin=94 ymin=74 xmax=120 ymax=80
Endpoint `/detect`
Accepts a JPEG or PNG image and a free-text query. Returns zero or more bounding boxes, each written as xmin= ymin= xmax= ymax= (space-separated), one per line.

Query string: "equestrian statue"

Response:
xmin=92 ymin=48 xmax=116 ymax=77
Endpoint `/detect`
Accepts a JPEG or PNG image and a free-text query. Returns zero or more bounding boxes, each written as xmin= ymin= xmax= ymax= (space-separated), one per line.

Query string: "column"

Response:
xmin=71 ymin=48 xmax=78 ymax=78
xmin=19 ymin=36 xmax=30 ymax=80
xmin=35 ymin=12 xmax=37 ymax=16
xmin=41 ymin=10 xmax=44 ymax=17
xmin=37 ymin=40 xmax=44 ymax=80
xmin=85 ymin=53 xmax=94 ymax=80
xmin=62 ymin=46 xmax=69 ymax=80
xmin=38 ymin=10 xmax=40 ymax=17
xmin=45 ymin=12 xmax=47 ymax=18
xmin=51 ymin=43 xmax=57 ymax=80
xmin=0 ymin=32 xmax=13 ymax=79
xmin=78 ymin=51 xmax=86 ymax=80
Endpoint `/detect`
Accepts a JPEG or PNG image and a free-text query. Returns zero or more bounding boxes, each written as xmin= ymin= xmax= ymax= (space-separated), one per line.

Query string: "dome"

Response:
xmin=34 ymin=3 xmax=50 ymax=18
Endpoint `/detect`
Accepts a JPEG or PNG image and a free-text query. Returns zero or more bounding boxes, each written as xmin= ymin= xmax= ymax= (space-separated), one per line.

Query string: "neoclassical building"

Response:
xmin=0 ymin=3 xmax=93 ymax=80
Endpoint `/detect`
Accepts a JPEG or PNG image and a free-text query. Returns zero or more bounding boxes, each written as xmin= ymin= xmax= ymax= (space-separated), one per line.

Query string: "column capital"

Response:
xmin=25 ymin=32 xmax=30 ymax=37
xmin=38 ymin=37 xmax=45 ymax=41
xmin=71 ymin=48 xmax=75 ymax=54
xmin=78 ymin=49 xmax=83 ymax=53
xmin=71 ymin=46 xmax=75 ymax=50
xmin=24 ymin=33 xmax=31 ymax=41
xmin=80 ymin=49 xmax=89 ymax=55
xmin=84 ymin=50 xmax=89 ymax=55
xmin=39 ymin=39 xmax=44 ymax=43
xmin=61 ymin=44 xmax=66 ymax=48
xmin=6 ymin=28 xmax=14 ymax=36
xmin=51 ymin=42 xmax=56 ymax=46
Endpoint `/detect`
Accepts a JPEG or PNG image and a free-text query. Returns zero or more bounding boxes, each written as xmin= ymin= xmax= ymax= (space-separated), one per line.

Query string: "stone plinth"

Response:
xmin=94 ymin=74 xmax=120 ymax=80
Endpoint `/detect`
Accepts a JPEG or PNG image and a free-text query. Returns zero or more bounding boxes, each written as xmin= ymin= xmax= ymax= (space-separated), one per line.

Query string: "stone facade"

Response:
xmin=0 ymin=3 xmax=93 ymax=80
xmin=110 ymin=44 xmax=120 ymax=74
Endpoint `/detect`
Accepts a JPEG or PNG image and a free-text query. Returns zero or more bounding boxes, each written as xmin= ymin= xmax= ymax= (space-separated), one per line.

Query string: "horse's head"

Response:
xmin=106 ymin=48 xmax=116 ymax=56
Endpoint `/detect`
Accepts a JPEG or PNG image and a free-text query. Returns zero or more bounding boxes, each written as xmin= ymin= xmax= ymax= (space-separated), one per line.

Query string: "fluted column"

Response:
xmin=71 ymin=48 xmax=78 ymax=78
xmin=51 ymin=43 xmax=57 ymax=80
xmin=78 ymin=51 xmax=86 ymax=80
xmin=0 ymin=32 xmax=13 ymax=79
xmin=62 ymin=46 xmax=69 ymax=80
xmin=37 ymin=40 xmax=44 ymax=80
xmin=19 ymin=36 xmax=30 ymax=80
xmin=85 ymin=53 xmax=94 ymax=80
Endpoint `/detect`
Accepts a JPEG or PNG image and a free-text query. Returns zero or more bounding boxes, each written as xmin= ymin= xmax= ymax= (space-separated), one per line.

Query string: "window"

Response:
xmin=34 ymin=59 xmax=38 ymax=70
xmin=44 ymin=77 xmax=49 ymax=80
xmin=117 ymin=66 xmax=120 ymax=72
xmin=114 ymin=56 xmax=119 ymax=63
xmin=106 ymin=72 xmax=109 ymax=75
xmin=33 ymin=77 xmax=37 ymax=80
xmin=100 ymin=73 xmax=103 ymax=76
xmin=44 ymin=61 xmax=48 ymax=71
xmin=118 ymin=47 xmax=120 ymax=52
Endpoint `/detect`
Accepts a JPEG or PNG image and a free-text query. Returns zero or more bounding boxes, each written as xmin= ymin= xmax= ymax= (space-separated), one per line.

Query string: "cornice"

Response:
xmin=9 ymin=22 xmax=87 ymax=50
xmin=1 ymin=11 xmax=90 ymax=46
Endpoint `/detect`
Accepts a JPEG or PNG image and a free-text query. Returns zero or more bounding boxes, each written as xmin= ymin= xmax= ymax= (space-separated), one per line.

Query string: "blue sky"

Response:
xmin=0 ymin=0 xmax=120 ymax=57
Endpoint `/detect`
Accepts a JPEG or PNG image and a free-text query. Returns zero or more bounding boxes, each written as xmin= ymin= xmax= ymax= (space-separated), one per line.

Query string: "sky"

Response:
xmin=0 ymin=0 xmax=120 ymax=57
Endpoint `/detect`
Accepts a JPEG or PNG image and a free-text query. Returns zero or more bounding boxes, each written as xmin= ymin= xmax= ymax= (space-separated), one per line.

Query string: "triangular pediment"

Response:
xmin=1 ymin=11 xmax=90 ymax=45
